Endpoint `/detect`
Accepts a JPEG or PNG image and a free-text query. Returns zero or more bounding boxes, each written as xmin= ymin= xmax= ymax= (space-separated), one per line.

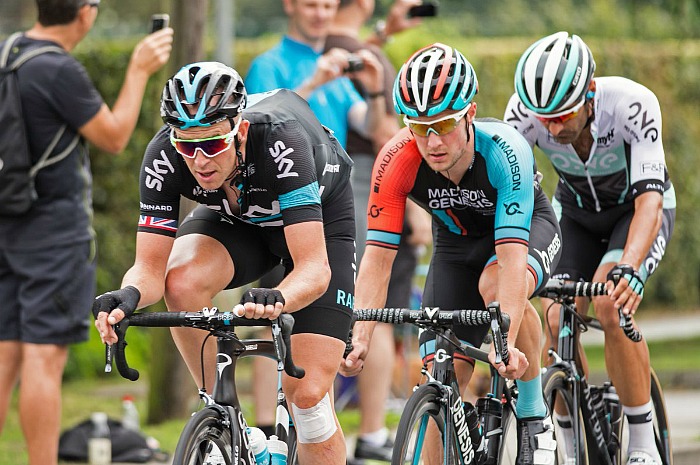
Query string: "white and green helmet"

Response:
xmin=515 ymin=31 xmax=596 ymax=116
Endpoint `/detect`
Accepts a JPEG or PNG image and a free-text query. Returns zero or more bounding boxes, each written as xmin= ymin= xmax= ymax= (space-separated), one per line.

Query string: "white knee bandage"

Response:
xmin=291 ymin=392 xmax=337 ymax=444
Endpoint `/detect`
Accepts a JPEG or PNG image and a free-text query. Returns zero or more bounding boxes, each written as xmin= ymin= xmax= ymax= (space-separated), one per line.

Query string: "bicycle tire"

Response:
xmin=392 ymin=383 xmax=463 ymax=465
xmin=618 ymin=369 xmax=673 ymax=465
xmin=543 ymin=367 xmax=589 ymax=465
xmin=495 ymin=400 xmax=519 ymax=465
xmin=172 ymin=407 xmax=237 ymax=465
xmin=287 ymin=425 xmax=298 ymax=465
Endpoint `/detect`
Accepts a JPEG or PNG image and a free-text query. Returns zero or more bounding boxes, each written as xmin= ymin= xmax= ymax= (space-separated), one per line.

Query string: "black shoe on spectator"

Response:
xmin=354 ymin=436 xmax=394 ymax=462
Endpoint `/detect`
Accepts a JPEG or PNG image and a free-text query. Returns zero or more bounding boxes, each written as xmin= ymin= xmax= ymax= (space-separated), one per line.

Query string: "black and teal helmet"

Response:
xmin=393 ymin=43 xmax=478 ymax=118
xmin=515 ymin=31 xmax=596 ymax=116
xmin=161 ymin=62 xmax=247 ymax=129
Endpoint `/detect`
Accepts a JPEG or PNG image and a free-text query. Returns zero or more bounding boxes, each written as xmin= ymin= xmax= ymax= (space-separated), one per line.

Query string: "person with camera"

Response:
xmin=504 ymin=31 xmax=675 ymax=465
xmin=244 ymin=0 xmax=390 ymax=438
xmin=325 ymin=0 xmax=432 ymax=461
xmin=0 ymin=1 xmax=172 ymax=464
xmin=343 ymin=42 xmax=562 ymax=465
xmin=93 ymin=62 xmax=357 ymax=465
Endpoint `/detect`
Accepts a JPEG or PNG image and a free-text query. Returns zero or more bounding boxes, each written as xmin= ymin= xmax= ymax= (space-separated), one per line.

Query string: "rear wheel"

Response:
xmin=172 ymin=408 xmax=235 ymax=465
xmin=392 ymin=383 xmax=463 ymax=465
xmin=543 ymin=367 xmax=589 ymax=465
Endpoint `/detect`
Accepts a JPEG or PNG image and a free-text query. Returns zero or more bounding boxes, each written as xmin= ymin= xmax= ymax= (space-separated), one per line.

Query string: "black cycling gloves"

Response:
xmin=240 ymin=288 xmax=286 ymax=307
xmin=92 ymin=285 xmax=142 ymax=320
xmin=607 ymin=264 xmax=645 ymax=297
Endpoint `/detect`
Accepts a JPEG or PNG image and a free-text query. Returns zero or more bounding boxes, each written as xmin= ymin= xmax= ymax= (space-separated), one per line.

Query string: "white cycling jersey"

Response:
xmin=504 ymin=76 xmax=674 ymax=212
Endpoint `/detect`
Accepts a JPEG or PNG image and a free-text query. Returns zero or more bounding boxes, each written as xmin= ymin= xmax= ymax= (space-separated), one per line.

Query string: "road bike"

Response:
xmin=538 ymin=279 xmax=673 ymax=465
xmin=353 ymin=302 xmax=521 ymax=465
xmin=106 ymin=308 xmax=304 ymax=465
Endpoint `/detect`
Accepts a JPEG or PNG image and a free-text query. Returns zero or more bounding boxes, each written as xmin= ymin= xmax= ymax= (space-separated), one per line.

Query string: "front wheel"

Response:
xmin=543 ymin=367 xmax=589 ymax=465
xmin=172 ymin=408 xmax=236 ymax=465
xmin=392 ymin=383 xmax=464 ymax=465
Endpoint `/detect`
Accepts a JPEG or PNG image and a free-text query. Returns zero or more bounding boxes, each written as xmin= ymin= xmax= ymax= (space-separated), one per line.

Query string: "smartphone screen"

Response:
xmin=408 ymin=2 xmax=438 ymax=17
xmin=150 ymin=14 xmax=170 ymax=33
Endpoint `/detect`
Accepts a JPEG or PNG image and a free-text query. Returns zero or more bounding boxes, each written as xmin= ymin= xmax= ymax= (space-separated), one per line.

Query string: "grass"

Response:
xmin=2 ymin=335 xmax=699 ymax=464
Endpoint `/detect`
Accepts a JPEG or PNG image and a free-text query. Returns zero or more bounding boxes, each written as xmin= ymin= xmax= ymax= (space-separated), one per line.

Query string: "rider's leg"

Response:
xmin=164 ymin=234 xmax=234 ymax=389
xmin=284 ymin=333 xmax=347 ymax=465
xmin=480 ymin=266 xmax=546 ymax=418
xmin=592 ymin=262 xmax=658 ymax=460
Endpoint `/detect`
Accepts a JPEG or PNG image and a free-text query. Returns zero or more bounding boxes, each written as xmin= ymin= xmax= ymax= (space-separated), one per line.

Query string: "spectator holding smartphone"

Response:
xmin=0 ymin=2 xmax=172 ymax=464
xmin=325 ymin=0 xmax=431 ymax=461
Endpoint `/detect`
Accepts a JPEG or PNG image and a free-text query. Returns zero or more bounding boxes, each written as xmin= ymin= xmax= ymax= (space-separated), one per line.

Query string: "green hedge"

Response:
xmin=69 ymin=35 xmax=699 ymax=378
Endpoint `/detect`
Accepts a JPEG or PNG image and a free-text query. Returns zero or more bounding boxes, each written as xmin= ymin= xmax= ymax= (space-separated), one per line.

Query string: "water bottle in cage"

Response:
xmin=464 ymin=401 xmax=485 ymax=464
xmin=590 ymin=385 xmax=613 ymax=440
xmin=476 ymin=396 xmax=502 ymax=463
xmin=602 ymin=383 xmax=622 ymax=454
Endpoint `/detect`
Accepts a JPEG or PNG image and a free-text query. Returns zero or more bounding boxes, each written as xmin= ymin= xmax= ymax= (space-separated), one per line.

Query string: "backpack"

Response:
xmin=0 ymin=32 xmax=80 ymax=217
xmin=58 ymin=416 xmax=168 ymax=463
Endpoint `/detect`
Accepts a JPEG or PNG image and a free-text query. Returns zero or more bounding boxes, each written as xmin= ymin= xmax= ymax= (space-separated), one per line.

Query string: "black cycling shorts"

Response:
xmin=553 ymin=201 xmax=675 ymax=282
xmin=419 ymin=190 xmax=561 ymax=358
xmin=177 ymin=187 xmax=355 ymax=342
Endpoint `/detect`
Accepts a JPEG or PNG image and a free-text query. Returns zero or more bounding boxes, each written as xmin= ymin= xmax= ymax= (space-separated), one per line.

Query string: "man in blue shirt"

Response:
xmin=245 ymin=0 xmax=387 ymax=148
xmin=244 ymin=0 xmax=391 ymax=443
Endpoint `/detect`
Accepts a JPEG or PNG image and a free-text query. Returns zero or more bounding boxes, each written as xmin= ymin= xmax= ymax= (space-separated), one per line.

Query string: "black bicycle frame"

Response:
xmin=552 ymin=297 xmax=616 ymax=465
xmin=431 ymin=326 xmax=510 ymax=465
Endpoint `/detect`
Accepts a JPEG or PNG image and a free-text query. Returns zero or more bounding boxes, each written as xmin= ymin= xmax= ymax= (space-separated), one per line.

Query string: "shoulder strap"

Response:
xmin=2 ymin=32 xmax=66 ymax=69
xmin=1 ymin=33 xmax=78 ymax=177
xmin=0 ymin=32 xmax=24 ymax=67
xmin=29 ymin=127 xmax=81 ymax=179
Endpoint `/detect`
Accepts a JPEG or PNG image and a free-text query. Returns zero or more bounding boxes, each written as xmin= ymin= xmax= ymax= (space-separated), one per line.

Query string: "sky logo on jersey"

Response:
xmin=145 ymin=150 xmax=176 ymax=191
xmin=269 ymin=140 xmax=298 ymax=179
xmin=138 ymin=215 xmax=177 ymax=233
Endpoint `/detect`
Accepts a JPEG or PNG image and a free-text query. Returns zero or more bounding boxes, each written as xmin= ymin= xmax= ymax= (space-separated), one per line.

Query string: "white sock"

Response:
xmin=554 ymin=412 xmax=575 ymax=458
xmin=360 ymin=427 xmax=389 ymax=446
xmin=623 ymin=401 xmax=660 ymax=459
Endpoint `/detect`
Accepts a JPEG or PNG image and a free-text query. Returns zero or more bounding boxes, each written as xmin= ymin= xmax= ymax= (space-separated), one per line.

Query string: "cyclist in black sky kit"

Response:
xmin=93 ymin=62 xmax=356 ymax=464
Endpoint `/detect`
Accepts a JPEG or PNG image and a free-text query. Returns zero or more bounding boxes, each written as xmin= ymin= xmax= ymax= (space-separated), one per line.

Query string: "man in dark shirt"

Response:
xmin=0 ymin=1 xmax=172 ymax=464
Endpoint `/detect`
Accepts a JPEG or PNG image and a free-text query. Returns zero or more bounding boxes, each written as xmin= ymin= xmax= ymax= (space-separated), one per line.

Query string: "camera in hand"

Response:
xmin=150 ymin=14 xmax=170 ymax=33
xmin=344 ymin=55 xmax=365 ymax=73
xmin=408 ymin=1 xmax=438 ymax=17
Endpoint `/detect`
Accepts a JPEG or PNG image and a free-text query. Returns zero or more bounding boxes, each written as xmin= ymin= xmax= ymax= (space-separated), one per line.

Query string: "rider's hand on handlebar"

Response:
xmin=488 ymin=346 xmax=528 ymax=380
xmin=92 ymin=286 xmax=141 ymax=345
xmin=233 ymin=288 xmax=285 ymax=320
xmin=339 ymin=322 xmax=372 ymax=377
xmin=606 ymin=264 xmax=644 ymax=316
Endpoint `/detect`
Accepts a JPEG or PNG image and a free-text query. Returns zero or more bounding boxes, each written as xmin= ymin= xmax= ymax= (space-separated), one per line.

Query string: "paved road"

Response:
xmin=580 ymin=312 xmax=700 ymax=345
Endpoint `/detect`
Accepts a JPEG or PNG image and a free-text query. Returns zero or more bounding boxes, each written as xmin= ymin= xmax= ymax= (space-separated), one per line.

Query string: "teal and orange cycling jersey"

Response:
xmin=366 ymin=119 xmax=539 ymax=250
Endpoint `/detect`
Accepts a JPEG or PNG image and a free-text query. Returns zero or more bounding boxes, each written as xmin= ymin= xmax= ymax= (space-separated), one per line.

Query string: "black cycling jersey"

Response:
xmin=137 ymin=89 xmax=353 ymax=236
